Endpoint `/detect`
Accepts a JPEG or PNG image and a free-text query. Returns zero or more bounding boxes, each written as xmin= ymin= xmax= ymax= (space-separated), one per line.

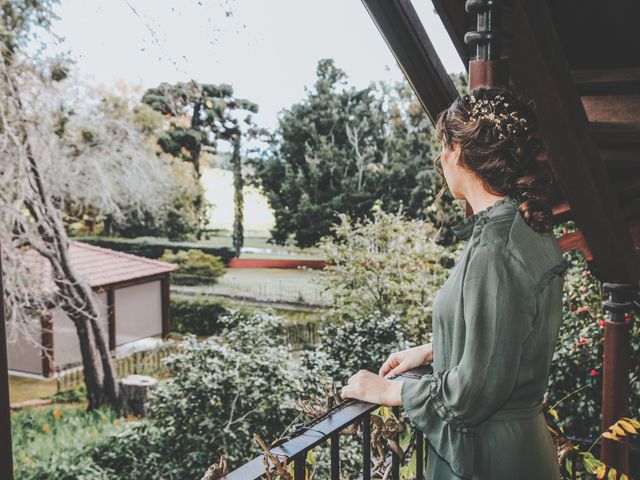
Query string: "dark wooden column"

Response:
xmin=601 ymin=283 xmax=635 ymax=474
xmin=107 ymin=288 xmax=116 ymax=351
xmin=160 ymin=274 xmax=171 ymax=338
xmin=0 ymin=247 xmax=14 ymax=479
xmin=41 ymin=312 xmax=54 ymax=378
xmin=464 ymin=0 xmax=510 ymax=217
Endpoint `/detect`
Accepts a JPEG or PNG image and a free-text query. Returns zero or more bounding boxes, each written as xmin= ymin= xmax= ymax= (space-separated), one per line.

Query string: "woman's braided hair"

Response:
xmin=433 ymin=85 xmax=555 ymax=234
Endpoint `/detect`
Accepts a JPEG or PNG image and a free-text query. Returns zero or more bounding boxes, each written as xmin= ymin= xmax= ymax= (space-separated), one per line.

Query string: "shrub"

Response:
xmin=90 ymin=310 xmax=303 ymax=479
xmin=547 ymin=247 xmax=640 ymax=439
xmin=170 ymin=295 xmax=229 ymax=336
xmin=72 ymin=236 xmax=236 ymax=263
xmin=316 ymin=201 xmax=455 ymax=343
xmin=160 ymin=248 xmax=226 ymax=285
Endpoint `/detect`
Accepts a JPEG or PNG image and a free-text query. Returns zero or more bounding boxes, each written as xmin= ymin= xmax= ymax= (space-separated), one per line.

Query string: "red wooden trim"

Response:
xmin=41 ymin=313 xmax=54 ymax=379
xmin=227 ymin=258 xmax=327 ymax=269
xmin=161 ymin=274 xmax=171 ymax=338
xmin=107 ymin=288 xmax=116 ymax=351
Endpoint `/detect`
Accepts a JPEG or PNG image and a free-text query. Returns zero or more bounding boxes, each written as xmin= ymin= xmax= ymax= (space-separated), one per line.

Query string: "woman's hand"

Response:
xmin=378 ymin=343 xmax=433 ymax=379
xmin=340 ymin=370 xmax=403 ymax=406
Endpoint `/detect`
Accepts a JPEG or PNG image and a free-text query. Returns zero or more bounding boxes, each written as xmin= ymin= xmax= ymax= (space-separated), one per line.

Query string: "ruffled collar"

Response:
xmin=451 ymin=195 xmax=519 ymax=241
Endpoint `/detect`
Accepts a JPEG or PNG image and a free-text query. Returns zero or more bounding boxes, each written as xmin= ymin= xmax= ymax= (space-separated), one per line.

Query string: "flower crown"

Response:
xmin=463 ymin=93 xmax=529 ymax=140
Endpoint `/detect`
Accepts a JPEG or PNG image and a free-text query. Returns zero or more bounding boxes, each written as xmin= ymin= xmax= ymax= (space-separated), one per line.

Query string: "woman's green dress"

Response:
xmin=401 ymin=195 xmax=571 ymax=480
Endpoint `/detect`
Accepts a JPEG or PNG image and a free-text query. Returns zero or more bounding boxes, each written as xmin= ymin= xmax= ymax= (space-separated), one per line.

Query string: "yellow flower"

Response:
xmin=41 ymin=423 xmax=50 ymax=432
xmin=53 ymin=408 xmax=63 ymax=420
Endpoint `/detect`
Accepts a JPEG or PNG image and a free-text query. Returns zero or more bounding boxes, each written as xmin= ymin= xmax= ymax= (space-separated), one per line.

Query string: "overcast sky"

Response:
xmin=49 ymin=0 xmax=465 ymax=130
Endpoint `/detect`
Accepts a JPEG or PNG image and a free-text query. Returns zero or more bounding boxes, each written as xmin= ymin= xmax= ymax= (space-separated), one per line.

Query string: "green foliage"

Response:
xmin=547 ymin=238 xmax=640 ymax=439
xmin=249 ymin=58 xmax=465 ymax=248
xmin=317 ymin=201 xmax=455 ymax=342
xmin=232 ymin=135 xmax=244 ymax=257
xmin=90 ymin=311 xmax=303 ymax=478
xmin=73 ymin=236 xmax=236 ymax=263
xmin=11 ymin=405 xmax=122 ymax=479
xmin=160 ymin=248 xmax=226 ymax=285
xmin=141 ymin=81 xmax=258 ymax=176
xmin=170 ymin=295 xmax=229 ymax=336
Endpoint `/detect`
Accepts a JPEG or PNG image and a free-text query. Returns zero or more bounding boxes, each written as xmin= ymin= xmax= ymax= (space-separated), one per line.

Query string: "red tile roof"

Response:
xmin=69 ymin=242 xmax=177 ymax=287
xmin=22 ymin=241 xmax=177 ymax=292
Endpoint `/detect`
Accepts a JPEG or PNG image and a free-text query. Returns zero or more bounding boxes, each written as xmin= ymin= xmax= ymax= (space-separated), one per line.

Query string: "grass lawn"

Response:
xmin=9 ymin=375 xmax=57 ymax=405
xmin=174 ymin=267 xmax=331 ymax=305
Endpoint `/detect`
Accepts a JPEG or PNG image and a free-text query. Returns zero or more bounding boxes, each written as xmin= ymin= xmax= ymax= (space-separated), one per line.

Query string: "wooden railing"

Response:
xmin=223 ymin=365 xmax=430 ymax=480
xmin=55 ymin=341 xmax=182 ymax=392
xmin=222 ymin=365 xmax=595 ymax=480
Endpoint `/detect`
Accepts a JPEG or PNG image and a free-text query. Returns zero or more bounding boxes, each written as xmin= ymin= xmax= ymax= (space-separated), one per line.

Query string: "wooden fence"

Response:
xmin=55 ymin=341 xmax=182 ymax=392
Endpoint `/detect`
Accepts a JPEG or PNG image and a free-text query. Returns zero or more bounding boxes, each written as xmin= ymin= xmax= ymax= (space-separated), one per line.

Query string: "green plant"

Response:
xmin=160 ymin=248 xmax=226 ymax=285
xmin=547 ymin=243 xmax=640 ymax=439
xmin=90 ymin=310 xmax=303 ymax=479
xmin=317 ymin=200 xmax=455 ymax=343
xmin=170 ymin=294 xmax=229 ymax=336
xmin=11 ymin=405 xmax=123 ymax=479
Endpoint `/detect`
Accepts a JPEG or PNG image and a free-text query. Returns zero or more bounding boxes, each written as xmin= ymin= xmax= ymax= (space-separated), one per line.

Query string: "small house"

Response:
xmin=7 ymin=241 xmax=178 ymax=378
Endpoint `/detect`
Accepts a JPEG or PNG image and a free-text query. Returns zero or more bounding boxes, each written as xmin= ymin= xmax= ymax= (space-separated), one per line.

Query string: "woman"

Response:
xmin=340 ymin=85 xmax=571 ymax=479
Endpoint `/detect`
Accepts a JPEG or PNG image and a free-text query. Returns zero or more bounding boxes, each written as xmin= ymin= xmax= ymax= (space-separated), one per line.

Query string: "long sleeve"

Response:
xmin=400 ymin=242 xmax=537 ymax=478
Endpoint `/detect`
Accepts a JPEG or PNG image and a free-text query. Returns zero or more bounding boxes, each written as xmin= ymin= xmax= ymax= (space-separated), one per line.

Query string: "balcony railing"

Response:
xmin=222 ymin=365 xmax=592 ymax=480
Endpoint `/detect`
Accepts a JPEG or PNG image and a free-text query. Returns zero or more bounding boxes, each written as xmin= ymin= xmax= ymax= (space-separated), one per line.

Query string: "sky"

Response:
xmin=49 ymin=0 xmax=465 ymax=131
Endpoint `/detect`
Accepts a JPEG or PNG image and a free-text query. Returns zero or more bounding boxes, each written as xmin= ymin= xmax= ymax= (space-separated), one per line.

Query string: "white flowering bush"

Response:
xmin=316 ymin=200 xmax=457 ymax=343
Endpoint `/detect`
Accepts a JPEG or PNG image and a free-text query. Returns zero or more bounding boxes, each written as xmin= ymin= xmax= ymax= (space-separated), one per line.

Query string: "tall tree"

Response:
xmin=0 ymin=1 xmax=176 ymax=408
xmin=231 ymin=135 xmax=244 ymax=257
xmin=141 ymin=81 xmax=258 ymax=177
xmin=249 ymin=59 xmax=465 ymax=248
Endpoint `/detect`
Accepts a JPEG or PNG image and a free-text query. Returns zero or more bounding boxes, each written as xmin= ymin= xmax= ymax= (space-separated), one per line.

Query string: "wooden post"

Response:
xmin=600 ymin=282 xmax=633 ymax=474
xmin=464 ymin=0 xmax=510 ymax=218
xmin=161 ymin=274 xmax=171 ymax=338
xmin=0 ymin=246 xmax=14 ymax=479
xmin=107 ymin=287 xmax=116 ymax=351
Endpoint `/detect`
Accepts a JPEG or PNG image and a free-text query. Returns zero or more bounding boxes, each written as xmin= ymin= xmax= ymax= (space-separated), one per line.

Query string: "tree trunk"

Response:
xmin=70 ymin=317 xmax=106 ymax=409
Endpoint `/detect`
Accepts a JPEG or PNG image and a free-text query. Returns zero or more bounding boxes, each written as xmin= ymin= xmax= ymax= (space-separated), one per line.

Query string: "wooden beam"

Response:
xmin=160 ymin=275 xmax=171 ymax=338
xmin=0 ymin=248 xmax=14 ymax=480
xmin=107 ymin=288 xmax=116 ymax=351
xmin=572 ymin=67 xmax=640 ymax=95
xmin=361 ymin=0 xmax=459 ymax=123
xmin=509 ymin=0 xmax=640 ymax=283
xmin=41 ymin=313 xmax=53 ymax=378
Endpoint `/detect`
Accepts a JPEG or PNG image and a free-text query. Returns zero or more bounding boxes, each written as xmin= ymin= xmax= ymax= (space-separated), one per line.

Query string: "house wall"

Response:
xmin=53 ymin=291 xmax=109 ymax=368
xmin=114 ymin=280 xmax=162 ymax=346
xmin=6 ymin=324 xmax=43 ymax=376
xmin=8 ymin=279 xmax=164 ymax=376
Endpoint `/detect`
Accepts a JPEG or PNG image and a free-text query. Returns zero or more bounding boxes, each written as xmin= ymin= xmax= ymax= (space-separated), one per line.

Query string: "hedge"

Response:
xmin=72 ymin=236 xmax=236 ymax=264
xmin=170 ymin=295 xmax=230 ymax=337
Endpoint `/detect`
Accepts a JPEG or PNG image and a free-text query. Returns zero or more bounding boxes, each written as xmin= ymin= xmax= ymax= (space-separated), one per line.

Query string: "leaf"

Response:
xmin=617 ymin=419 xmax=638 ymax=435
xmin=621 ymin=417 xmax=640 ymax=429
xmin=596 ymin=464 xmax=607 ymax=478
xmin=602 ymin=431 xmax=621 ymax=442
xmin=549 ymin=408 xmax=559 ymax=422
xmin=610 ymin=423 xmax=626 ymax=437
xmin=607 ymin=467 xmax=618 ymax=480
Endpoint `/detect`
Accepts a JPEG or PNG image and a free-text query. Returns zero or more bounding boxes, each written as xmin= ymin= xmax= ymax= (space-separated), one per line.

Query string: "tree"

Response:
xmin=249 ymin=59 xmax=465 ymax=248
xmin=0 ymin=3 xmax=175 ymax=408
xmin=231 ymin=135 xmax=244 ymax=257
xmin=141 ymin=81 xmax=258 ymax=177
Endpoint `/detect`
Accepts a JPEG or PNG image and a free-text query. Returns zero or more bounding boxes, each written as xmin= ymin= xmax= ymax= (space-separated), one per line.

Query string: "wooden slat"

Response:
xmin=573 ymin=68 xmax=640 ymax=95
xmin=360 ymin=0 xmax=459 ymax=123
xmin=601 ymin=149 xmax=640 ymax=168
xmin=508 ymin=0 xmax=640 ymax=282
